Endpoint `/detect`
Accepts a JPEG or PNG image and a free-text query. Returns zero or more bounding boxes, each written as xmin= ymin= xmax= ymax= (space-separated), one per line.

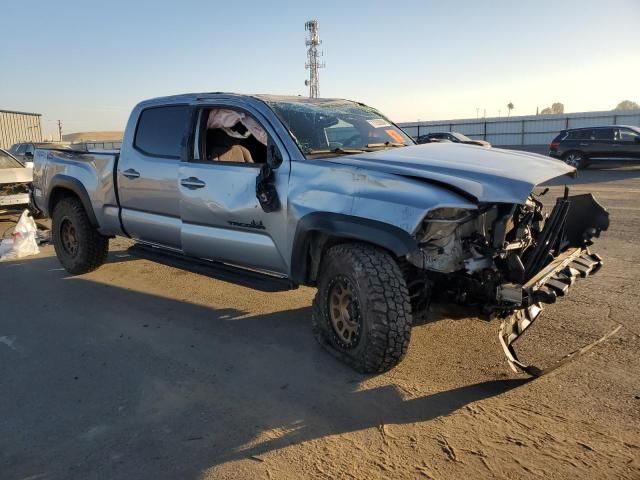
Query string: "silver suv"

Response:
xmin=32 ymin=93 xmax=609 ymax=374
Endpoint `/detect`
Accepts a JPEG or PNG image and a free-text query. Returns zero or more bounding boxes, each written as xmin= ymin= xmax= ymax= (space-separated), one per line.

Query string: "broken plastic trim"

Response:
xmin=499 ymin=247 xmax=606 ymax=376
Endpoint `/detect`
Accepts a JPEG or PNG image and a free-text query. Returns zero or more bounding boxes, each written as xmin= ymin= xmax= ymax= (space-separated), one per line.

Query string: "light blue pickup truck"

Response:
xmin=32 ymin=93 xmax=609 ymax=374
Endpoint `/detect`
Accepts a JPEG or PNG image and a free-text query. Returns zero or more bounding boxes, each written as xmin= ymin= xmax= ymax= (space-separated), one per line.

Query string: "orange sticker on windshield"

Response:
xmin=385 ymin=129 xmax=405 ymax=143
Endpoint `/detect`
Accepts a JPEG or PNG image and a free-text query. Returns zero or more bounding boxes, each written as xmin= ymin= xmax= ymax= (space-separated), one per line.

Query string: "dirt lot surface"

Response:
xmin=1 ymin=167 xmax=639 ymax=479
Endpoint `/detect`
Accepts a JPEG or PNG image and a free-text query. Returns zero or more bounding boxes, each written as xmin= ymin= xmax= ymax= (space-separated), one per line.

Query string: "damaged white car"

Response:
xmin=0 ymin=148 xmax=32 ymax=211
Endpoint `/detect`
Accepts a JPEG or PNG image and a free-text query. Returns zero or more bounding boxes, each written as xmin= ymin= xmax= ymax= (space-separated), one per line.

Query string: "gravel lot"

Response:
xmin=1 ymin=166 xmax=639 ymax=479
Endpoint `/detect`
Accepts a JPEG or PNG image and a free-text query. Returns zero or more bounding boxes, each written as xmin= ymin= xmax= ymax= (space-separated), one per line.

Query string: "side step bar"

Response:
xmin=128 ymin=244 xmax=298 ymax=293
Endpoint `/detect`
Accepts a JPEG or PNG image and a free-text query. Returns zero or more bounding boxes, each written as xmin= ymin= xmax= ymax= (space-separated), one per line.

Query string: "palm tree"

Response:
xmin=507 ymin=102 xmax=514 ymax=117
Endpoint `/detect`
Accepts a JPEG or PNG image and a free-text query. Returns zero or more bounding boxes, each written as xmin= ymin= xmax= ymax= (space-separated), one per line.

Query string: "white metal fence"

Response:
xmin=398 ymin=109 xmax=640 ymax=147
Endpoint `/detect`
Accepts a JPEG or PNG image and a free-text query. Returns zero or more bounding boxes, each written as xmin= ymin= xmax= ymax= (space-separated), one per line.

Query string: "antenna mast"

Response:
xmin=304 ymin=20 xmax=325 ymax=98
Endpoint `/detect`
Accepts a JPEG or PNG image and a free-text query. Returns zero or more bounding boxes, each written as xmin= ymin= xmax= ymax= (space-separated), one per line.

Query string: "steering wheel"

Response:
xmin=341 ymin=134 xmax=362 ymax=147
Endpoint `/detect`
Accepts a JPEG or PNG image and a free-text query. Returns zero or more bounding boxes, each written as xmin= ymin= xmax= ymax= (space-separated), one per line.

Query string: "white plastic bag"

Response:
xmin=0 ymin=210 xmax=40 ymax=261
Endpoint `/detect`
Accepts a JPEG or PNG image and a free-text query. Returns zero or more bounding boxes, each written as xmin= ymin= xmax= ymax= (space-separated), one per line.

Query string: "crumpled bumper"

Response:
xmin=498 ymin=246 xmax=604 ymax=375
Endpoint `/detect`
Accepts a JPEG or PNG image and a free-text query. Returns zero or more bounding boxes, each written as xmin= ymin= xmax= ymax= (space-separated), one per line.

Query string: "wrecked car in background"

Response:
xmin=32 ymin=93 xmax=609 ymax=374
xmin=0 ymin=148 xmax=32 ymax=211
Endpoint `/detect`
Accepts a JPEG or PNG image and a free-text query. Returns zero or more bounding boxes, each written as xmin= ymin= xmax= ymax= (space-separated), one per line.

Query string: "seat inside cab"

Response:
xmin=202 ymin=109 xmax=268 ymax=164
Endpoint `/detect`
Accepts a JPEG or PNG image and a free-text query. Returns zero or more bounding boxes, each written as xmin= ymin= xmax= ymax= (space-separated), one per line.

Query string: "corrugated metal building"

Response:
xmin=399 ymin=109 xmax=640 ymax=148
xmin=0 ymin=110 xmax=43 ymax=150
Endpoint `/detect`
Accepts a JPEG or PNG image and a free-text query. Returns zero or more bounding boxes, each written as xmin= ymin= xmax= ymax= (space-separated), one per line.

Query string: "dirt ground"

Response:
xmin=1 ymin=166 xmax=639 ymax=480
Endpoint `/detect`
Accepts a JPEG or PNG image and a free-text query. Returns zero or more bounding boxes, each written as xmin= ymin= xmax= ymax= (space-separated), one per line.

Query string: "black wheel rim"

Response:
xmin=565 ymin=153 xmax=582 ymax=167
xmin=327 ymin=275 xmax=361 ymax=349
xmin=59 ymin=217 xmax=79 ymax=257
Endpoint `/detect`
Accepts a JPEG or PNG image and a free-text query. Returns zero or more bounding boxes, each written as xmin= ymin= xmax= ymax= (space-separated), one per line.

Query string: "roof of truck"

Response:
xmin=137 ymin=92 xmax=362 ymax=107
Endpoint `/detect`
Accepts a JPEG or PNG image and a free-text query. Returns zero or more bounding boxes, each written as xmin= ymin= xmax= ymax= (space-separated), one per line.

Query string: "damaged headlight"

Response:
xmin=416 ymin=208 xmax=475 ymax=243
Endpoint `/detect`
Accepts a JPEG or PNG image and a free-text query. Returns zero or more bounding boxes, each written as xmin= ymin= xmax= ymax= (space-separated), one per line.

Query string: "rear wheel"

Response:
xmin=52 ymin=197 xmax=108 ymax=274
xmin=312 ymin=243 xmax=413 ymax=373
xmin=563 ymin=151 xmax=588 ymax=169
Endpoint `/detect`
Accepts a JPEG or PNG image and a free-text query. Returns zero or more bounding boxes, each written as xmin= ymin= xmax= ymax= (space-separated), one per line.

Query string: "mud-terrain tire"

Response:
xmin=52 ymin=197 xmax=108 ymax=274
xmin=312 ymin=243 xmax=413 ymax=373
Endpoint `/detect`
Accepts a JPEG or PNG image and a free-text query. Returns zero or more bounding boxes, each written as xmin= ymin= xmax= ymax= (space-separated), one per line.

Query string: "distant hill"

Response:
xmin=62 ymin=131 xmax=123 ymax=142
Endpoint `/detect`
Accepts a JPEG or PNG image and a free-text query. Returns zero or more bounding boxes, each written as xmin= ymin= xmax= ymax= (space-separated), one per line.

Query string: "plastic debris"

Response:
xmin=0 ymin=209 xmax=40 ymax=261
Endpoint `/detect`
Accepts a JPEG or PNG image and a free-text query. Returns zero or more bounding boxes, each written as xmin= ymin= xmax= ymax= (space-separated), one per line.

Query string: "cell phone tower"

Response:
xmin=304 ymin=19 xmax=325 ymax=98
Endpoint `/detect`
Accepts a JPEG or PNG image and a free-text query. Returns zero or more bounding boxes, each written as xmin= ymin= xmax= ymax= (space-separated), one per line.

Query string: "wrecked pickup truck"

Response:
xmin=31 ymin=93 xmax=609 ymax=374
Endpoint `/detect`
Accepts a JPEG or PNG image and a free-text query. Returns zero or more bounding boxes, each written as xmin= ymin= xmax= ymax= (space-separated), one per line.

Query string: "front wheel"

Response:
xmin=312 ymin=244 xmax=413 ymax=373
xmin=52 ymin=197 xmax=109 ymax=274
xmin=563 ymin=151 xmax=588 ymax=169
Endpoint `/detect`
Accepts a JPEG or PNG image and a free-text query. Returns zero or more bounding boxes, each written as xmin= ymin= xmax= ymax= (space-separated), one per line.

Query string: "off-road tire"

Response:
xmin=312 ymin=243 xmax=413 ymax=373
xmin=52 ymin=197 xmax=108 ymax=274
xmin=562 ymin=151 xmax=588 ymax=170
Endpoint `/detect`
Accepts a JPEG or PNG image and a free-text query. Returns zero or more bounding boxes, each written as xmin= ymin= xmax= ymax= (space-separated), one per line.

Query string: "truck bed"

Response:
xmin=32 ymin=148 xmax=123 ymax=235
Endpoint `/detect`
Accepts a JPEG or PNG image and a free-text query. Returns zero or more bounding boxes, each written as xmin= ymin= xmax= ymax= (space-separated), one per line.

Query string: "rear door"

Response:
xmin=178 ymin=104 xmax=291 ymax=274
xmin=591 ymin=128 xmax=615 ymax=159
xmin=117 ymin=105 xmax=191 ymax=249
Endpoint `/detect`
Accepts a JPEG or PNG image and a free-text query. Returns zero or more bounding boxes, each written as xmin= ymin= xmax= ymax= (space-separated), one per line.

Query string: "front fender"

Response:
xmin=290 ymin=212 xmax=419 ymax=284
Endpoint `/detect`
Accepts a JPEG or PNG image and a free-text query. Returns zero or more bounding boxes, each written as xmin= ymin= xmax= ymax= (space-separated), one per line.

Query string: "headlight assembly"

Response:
xmin=417 ymin=208 xmax=475 ymax=243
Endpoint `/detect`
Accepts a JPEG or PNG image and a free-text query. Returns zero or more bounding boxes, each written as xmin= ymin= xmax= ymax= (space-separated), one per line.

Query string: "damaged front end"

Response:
xmin=0 ymin=181 xmax=31 ymax=211
xmin=406 ymin=187 xmax=610 ymax=375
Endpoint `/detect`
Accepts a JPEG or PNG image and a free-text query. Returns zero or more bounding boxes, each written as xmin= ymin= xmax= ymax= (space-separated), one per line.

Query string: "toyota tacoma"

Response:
xmin=31 ymin=93 xmax=609 ymax=374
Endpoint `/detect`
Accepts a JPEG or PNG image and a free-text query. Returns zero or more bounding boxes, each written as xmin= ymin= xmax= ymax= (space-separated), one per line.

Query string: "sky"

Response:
xmin=2 ymin=0 xmax=639 ymax=137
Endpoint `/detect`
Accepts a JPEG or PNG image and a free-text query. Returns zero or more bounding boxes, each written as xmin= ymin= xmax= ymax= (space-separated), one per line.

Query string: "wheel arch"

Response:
xmin=48 ymin=175 xmax=99 ymax=228
xmin=290 ymin=212 xmax=418 ymax=285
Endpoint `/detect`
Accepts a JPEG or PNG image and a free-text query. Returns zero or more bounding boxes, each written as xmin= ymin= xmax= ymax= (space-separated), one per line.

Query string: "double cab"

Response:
xmin=32 ymin=93 xmax=609 ymax=374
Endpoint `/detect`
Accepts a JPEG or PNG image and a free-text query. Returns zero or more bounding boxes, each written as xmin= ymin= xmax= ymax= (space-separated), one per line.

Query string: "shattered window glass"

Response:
xmin=263 ymin=98 xmax=413 ymax=158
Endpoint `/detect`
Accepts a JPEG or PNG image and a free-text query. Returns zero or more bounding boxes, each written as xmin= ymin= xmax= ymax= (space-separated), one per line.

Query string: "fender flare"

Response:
xmin=290 ymin=212 xmax=419 ymax=284
xmin=47 ymin=175 xmax=99 ymax=228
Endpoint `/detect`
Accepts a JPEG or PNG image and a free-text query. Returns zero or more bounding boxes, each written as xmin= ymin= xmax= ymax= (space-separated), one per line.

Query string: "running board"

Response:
xmin=128 ymin=244 xmax=298 ymax=293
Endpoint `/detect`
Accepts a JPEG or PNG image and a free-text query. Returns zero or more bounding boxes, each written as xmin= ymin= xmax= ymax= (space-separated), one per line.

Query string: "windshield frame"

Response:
xmin=260 ymin=96 xmax=414 ymax=159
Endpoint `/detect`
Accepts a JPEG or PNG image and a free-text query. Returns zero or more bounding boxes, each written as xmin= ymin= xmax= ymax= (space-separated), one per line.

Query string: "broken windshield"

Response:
xmin=262 ymin=98 xmax=413 ymax=158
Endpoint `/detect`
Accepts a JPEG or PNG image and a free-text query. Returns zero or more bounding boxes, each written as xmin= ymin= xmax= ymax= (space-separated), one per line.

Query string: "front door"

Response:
xmin=615 ymin=128 xmax=640 ymax=159
xmin=178 ymin=106 xmax=290 ymax=274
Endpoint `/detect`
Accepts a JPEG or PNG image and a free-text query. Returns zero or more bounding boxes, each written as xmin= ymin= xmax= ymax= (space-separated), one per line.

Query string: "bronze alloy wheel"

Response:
xmin=59 ymin=217 xmax=79 ymax=257
xmin=327 ymin=275 xmax=361 ymax=349
xmin=311 ymin=243 xmax=413 ymax=372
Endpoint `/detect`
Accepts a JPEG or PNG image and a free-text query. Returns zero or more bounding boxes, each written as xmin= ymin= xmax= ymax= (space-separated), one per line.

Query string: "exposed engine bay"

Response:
xmin=404 ymin=187 xmax=610 ymax=374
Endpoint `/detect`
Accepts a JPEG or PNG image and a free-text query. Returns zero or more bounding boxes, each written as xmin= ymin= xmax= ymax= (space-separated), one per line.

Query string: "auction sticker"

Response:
xmin=385 ymin=129 xmax=405 ymax=143
xmin=366 ymin=118 xmax=392 ymax=128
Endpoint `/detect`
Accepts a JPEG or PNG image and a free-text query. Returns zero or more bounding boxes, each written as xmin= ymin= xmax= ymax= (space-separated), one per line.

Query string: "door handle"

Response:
xmin=122 ymin=168 xmax=140 ymax=179
xmin=579 ymin=143 xmax=588 ymax=146
xmin=180 ymin=177 xmax=206 ymax=189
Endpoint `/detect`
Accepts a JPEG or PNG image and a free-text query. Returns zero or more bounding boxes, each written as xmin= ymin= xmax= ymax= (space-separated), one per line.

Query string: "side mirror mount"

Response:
xmin=24 ymin=151 xmax=34 ymax=159
xmin=267 ymin=142 xmax=283 ymax=169
xmin=256 ymin=163 xmax=280 ymax=213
